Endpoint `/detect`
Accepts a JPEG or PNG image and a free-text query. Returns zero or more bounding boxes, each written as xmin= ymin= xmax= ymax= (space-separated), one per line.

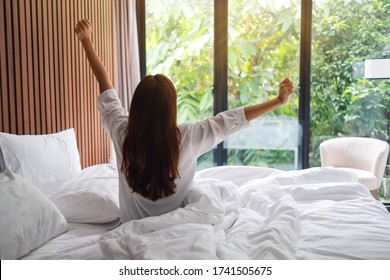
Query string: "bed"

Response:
xmin=1 ymin=129 xmax=390 ymax=260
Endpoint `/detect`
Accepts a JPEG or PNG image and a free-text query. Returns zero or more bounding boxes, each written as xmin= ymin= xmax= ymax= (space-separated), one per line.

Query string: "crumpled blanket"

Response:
xmin=98 ymin=167 xmax=390 ymax=260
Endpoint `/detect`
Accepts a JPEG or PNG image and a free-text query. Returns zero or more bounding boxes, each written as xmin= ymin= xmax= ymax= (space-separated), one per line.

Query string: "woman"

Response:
xmin=75 ymin=19 xmax=295 ymax=223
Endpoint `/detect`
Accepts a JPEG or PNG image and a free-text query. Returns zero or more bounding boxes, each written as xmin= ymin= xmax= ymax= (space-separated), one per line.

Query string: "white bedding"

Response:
xmin=20 ymin=166 xmax=390 ymax=260
xmin=99 ymin=166 xmax=390 ymax=260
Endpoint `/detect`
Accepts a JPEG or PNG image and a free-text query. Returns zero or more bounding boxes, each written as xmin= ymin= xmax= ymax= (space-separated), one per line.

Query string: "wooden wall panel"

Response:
xmin=0 ymin=0 xmax=113 ymax=168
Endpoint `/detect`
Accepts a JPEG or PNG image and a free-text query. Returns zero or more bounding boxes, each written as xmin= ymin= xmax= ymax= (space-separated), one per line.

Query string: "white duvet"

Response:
xmin=98 ymin=167 xmax=390 ymax=260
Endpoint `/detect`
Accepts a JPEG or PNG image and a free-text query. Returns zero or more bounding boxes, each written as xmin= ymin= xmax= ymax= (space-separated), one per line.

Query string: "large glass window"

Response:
xmin=226 ymin=0 xmax=301 ymax=170
xmin=309 ymin=0 xmax=389 ymax=200
xmin=143 ymin=0 xmax=389 ymax=179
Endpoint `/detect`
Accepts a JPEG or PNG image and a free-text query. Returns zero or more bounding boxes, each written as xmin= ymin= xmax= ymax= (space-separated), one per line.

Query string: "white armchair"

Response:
xmin=320 ymin=137 xmax=389 ymax=194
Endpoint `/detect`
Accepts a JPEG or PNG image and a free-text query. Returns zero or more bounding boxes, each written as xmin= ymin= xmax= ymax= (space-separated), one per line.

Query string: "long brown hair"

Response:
xmin=121 ymin=74 xmax=181 ymax=201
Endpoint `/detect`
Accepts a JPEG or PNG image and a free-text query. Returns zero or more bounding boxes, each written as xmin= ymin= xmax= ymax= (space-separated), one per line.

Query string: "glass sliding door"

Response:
xmin=141 ymin=0 xmax=389 ymax=175
xmin=145 ymin=0 xmax=215 ymax=169
xmin=226 ymin=0 xmax=301 ymax=170
xmin=310 ymin=0 xmax=389 ymax=200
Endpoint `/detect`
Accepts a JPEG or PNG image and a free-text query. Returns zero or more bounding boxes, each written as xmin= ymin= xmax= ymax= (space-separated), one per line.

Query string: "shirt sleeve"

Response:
xmin=97 ymin=89 xmax=126 ymax=139
xmin=187 ymin=107 xmax=250 ymax=157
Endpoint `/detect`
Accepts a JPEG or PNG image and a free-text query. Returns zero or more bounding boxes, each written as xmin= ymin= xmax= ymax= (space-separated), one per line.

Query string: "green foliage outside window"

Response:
xmin=146 ymin=0 xmax=390 ymax=168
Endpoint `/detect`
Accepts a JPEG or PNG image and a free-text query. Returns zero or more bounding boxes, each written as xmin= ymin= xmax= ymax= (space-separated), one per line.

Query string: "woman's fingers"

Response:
xmin=75 ymin=19 xmax=90 ymax=31
xmin=281 ymin=83 xmax=293 ymax=89
xmin=281 ymin=82 xmax=294 ymax=94
xmin=78 ymin=21 xmax=86 ymax=30
xmin=285 ymin=85 xmax=294 ymax=92
xmin=82 ymin=19 xmax=90 ymax=27
xmin=279 ymin=77 xmax=291 ymax=85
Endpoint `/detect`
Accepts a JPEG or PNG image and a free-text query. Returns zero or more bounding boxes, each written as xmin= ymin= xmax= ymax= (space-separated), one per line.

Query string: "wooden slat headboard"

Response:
xmin=0 ymin=0 xmax=114 ymax=168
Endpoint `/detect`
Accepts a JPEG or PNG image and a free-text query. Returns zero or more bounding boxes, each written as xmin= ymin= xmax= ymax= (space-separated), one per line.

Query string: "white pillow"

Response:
xmin=49 ymin=164 xmax=119 ymax=223
xmin=0 ymin=129 xmax=81 ymax=196
xmin=0 ymin=170 xmax=68 ymax=259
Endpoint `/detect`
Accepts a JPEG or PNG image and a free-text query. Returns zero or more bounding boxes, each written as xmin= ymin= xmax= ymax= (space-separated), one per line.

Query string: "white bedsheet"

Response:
xmin=21 ymin=222 xmax=115 ymax=259
xmin=98 ymin=167 xmax=390 ymax=260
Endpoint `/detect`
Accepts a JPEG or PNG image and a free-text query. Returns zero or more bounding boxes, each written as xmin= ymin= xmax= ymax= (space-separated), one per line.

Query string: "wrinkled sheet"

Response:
xmin=99 ymin=167 xmax=390 ymax=260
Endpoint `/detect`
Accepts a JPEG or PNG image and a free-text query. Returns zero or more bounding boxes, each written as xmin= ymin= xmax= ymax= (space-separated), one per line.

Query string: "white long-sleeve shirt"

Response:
xmin=98 ymin=89 xmax=250 ymax=222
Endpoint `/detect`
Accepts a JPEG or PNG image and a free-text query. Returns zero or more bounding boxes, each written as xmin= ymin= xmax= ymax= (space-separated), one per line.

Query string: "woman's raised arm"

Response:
xmin=75 ymin=19 xmax=113 ymax=93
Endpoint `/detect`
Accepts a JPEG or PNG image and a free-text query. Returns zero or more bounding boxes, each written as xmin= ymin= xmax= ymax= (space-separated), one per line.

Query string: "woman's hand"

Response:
xmin=75 ymin=19 xmax=92 ymax=42
xmin=277 ymin=77 xmax=295 ymax=105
